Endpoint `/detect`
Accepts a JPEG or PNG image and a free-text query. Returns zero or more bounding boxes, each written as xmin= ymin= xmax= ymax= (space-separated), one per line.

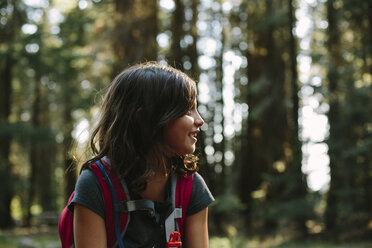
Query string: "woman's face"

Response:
xmin=165 ymin=102 xmax=204 ymax=156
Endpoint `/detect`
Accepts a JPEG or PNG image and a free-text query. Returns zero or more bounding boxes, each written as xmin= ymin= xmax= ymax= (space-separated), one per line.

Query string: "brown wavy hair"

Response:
xmin=87 ymin=62 xmax=199 ymax=194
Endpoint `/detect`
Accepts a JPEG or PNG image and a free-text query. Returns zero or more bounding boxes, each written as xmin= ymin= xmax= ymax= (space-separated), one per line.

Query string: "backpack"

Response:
xmin=58 ymin=159 xmax=194 ymax=248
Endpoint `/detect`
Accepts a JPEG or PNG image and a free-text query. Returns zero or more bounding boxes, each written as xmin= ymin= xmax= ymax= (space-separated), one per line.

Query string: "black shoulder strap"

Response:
xmin=114 ymin=199 xmax=155 ymax=216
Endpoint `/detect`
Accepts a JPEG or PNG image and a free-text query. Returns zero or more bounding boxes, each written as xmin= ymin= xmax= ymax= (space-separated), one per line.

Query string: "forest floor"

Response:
xmin=210 ymin=236 xmax=372 ymax=248
xmin=0 ymin=226 xmax=372 ymax=248
xmin=0 ymin=226 xmax=60 ymax=248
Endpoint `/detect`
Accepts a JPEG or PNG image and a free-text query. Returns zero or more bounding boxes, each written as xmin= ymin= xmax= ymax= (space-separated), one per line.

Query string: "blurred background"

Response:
xmin=1 ymin=0 xmax=372 ymax=247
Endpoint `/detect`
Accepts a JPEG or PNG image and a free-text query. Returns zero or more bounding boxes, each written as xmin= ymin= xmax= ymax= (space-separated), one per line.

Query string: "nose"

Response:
xmin=195 ymin=111 xmax=204 ymax=128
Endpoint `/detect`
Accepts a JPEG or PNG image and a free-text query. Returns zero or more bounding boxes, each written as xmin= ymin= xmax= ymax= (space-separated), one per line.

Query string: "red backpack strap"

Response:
xmin=175 ymin=173 xmax=194 ymax=239
xmin=90 ymin=160 xmax=129 ymax=248
xmin=58 ymin=192 xmax=75 ymax=248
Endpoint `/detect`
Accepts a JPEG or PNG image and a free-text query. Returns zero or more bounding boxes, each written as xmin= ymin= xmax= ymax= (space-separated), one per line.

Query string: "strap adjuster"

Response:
xmin=174 ymin=207 xmax=182 ymax=219
xmin=114 ymin=200 xmax=155 ymax=216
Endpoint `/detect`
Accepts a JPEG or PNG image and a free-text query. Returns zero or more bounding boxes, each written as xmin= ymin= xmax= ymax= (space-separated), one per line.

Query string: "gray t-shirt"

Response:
xmin=69 ymin=168 xmax=214 ymax=248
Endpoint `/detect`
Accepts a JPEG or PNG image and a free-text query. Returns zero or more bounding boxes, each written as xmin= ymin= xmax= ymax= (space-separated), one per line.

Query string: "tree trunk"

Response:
xmin=26 ymin=74 xmax=42 ymax=226
xmin=0 ymin=0 xmax=25 ymax=229
xmin=169 ymin=0 xmax=185 ymax=69
xmin=367 ymin=1 xmax=372 ymax=76
xmin=239 ymin=0 xmax=290 ymax=229
xmin=0 ymin=51 xmax=14 ymax=229
xmin=363 ymin=0 xmax=372 ymax=218
xmin=63 ymin=103 xmax=76 ymax=202
xmin=188 ymin=0 xmax=199 ymax=77
xmin=112 ymin=0 xmax=158 ymax=75
xmin=37 ymin=101 xmax=55 ymax=214
xmin=214 ymin=20 xmax=226 ymax=194
xmin=325 ymin=0 xmax=343 ymax=232
xmin=38 ymin=144 xmax=55 ymax=213
xmin=286 ymin=0 xmax=307 ymax=235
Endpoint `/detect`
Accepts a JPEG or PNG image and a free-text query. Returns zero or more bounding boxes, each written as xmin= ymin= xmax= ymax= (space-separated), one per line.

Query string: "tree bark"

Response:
xmin=214 ymin=19 xmax=226 ymax=194
xmin=169 ymin=0 xmax=185 ymax=69
xmin=188 ymin=0 xmax=200 ymax=77
xmin=239 ymin=0 xmax=290 ymax=228
xmin=63 ymin=102 xmax=76 ymax=202
xmin=0 ymin=51 xmax=14 ymax=229
xmin=287 ymin=0 xmax=307 ymax=235
xmin=325 ymin=0 xmax=343 ymax=232
xmin=363 ymin=0 xmax=372 ymax=218
xmin=112 ymin=0 xmax=158 ymax=74
xmin=26 ymin=75 xmax=42 ymax=226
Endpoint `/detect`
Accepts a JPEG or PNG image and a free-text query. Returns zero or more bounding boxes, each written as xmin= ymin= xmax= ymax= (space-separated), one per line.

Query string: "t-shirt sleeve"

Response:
xmin=186 ymin=172 xmax=214 ymax=216
xmin=68 ymin=168 xmax=106 ymax=220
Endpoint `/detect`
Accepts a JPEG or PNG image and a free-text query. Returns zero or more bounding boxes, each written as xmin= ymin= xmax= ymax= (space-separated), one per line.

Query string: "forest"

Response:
xmin=1 ymin=0 xmax=372 ymax=247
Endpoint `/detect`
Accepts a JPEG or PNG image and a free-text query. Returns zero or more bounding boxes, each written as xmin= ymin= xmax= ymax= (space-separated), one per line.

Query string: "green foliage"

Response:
xmin=252 ymin=193 xmax=319 ymax=225
xmin=212 ymin=193 xmax=245 ymax=214
xmin=0 ymin=123 xmax=55 ymax=144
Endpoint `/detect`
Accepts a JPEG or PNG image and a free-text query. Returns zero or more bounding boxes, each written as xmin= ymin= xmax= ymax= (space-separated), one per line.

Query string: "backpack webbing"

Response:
xmin=175 ymin=173 xmax=193 ymax=239
xmin=94 ymin=160 xmax=126 ymax=248
xmin=90 ymin=160 xmax=128 ymax=248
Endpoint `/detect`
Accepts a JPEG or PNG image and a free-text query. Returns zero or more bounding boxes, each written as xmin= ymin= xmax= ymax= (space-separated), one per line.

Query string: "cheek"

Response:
xmin=165 ymin=117 xmax=192 ymax=144
xmin=164 ymin=122 xmax=178 ymax=146
xmin=165 ymin=123 xmax=183 ymax=144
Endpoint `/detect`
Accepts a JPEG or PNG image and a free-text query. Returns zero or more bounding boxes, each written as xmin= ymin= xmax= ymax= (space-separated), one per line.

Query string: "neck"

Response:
xmin=139 ymin=149 xmax=170 ymax=202
xmin=141 ymin=171 xmax=169 ymax=202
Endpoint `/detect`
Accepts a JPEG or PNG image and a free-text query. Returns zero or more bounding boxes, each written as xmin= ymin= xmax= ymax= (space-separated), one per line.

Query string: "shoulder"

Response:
xmin=68 ymin=168 xmax=106 ymax=219
xmin=186 ymin=172 xmax=214 ymax=216
xmin=75 ymin=168 xmax=102 ymax=194
xmin=192 ymin=172 xmax=207 ymax=186
xmin=70 ymin=168 xmax=101 ymax=198
xmin=78 ymin=167 xmax=99 ymax=183
xmin=191 ymin=172 xmax=214 ymax=201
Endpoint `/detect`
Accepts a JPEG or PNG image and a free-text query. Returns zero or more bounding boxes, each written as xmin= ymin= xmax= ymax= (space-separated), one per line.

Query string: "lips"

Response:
xmin=189 ymin=130 xmax=200 ymax=141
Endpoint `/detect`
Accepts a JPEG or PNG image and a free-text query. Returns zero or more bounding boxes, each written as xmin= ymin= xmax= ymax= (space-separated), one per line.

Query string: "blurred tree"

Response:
xmin=214 ymin=18 xmax=226 ymax=195
xmin=362 ymin=0 xmax=372 ymax=227
xmin=206 ymin=2 xmax=227 ymax=233
xmin=239 ymin=0 xmax=287 ymax=227
xmin=168 ymin=0 xmax=185 ymax=69
xmin=56 ymin=6 xmax=95 ymax=201
xmin=193 ymin=0 xmax=220 ymax=195
xmin=280 ymin=0 xmax=308 ymax=235
xmin=325 ymin=0 xmax=372 ymax=237
xmin=226 ymin=0 xmax=251 ymax=229
xmin=188 ymin=0 xmax=200 ymax=77
xmin=238 ymin=0 xmax=308 ymax=233
xmin=25 ymin=23 xmax=57 ymax=225
xmin=112 ymin=0 xmax=158 ymax=75
xmin=27 ymin=50 xmax=43 ymax=226
xmin=323 ymin=0 xmax=346 ymax=233
xmin=0 ymin=0 xmax=26 ymax=228
xmin=349 ymin=1 xmax=372 ymax=232
xmin=167 ymin=0 xmax=200 ymax=76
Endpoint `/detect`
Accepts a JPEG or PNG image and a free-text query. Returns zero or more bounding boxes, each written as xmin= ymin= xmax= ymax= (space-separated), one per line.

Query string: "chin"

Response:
xmin=176 ymin=147 xmax=195 ymax=156
xmin=186 ymin=147 xmax=196 ymax=154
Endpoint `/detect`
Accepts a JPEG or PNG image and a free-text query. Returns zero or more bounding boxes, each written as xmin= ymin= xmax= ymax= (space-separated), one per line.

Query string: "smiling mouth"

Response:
xmin=189 ymin=130 xmax=199 ymax=140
